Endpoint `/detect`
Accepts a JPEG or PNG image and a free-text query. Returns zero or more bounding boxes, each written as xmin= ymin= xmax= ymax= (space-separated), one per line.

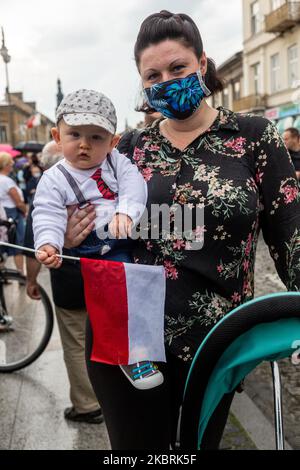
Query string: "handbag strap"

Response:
xmin=128 ymin=129 xmax=144 ymax=160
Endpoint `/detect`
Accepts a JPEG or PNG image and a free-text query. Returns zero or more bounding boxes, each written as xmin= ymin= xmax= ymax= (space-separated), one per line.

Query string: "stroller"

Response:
xmin=179 ymin=292 xmax=300 ymax=450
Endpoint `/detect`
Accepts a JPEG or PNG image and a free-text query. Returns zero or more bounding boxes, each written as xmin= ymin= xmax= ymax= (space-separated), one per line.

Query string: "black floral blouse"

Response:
xmin=118 ymin=107 xmax=300 ymax=363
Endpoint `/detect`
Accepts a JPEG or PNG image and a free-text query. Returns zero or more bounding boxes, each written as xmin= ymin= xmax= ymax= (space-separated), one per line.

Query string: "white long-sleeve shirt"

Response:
xmin=33 ymin=148 xmax=147 ymax=252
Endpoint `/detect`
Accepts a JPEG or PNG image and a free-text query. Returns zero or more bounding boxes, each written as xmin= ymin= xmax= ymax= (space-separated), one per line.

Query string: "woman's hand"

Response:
xmin=27 ymin=281 xmax=41 ymax=300
xmin=26 ymin=257 xmax=42 ymax=299
xmin=64 ymin=204 xmax=96 ymax=249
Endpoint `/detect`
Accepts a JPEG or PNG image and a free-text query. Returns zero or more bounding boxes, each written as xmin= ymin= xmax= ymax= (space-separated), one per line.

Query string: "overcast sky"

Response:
xmin=0 ymin=0 xmax=243 ymax=132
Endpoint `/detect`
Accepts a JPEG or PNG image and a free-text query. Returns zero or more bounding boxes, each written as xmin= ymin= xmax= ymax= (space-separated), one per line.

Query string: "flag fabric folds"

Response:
xmin=26 ymin=113 xmax=41 ymax=129
xmin=81 ymin=258 xmax=166 ymax=365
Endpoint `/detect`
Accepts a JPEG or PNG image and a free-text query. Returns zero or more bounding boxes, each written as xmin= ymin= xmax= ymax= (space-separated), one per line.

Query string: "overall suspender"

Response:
xmin=57 ymin=164 xmax=89 ymax=209
xmin=106 ymin=153 xmax=117 ymax=180
xmin=57 ymin=155 xmax=116 ymax=208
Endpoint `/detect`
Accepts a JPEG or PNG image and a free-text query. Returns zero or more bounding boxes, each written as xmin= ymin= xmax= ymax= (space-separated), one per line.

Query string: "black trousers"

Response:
xmin=85 ymin=318 xmax=234 ymax=450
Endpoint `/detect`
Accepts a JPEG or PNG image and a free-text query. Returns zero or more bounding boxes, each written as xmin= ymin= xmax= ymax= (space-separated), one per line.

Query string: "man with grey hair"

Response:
xmin=39 ymin=140 xmax=63 ymax=170
xmin=24 ymin=140 xmax=102 ymax=424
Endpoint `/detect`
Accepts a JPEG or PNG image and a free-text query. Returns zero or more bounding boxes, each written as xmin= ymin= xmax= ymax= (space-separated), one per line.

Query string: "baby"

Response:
xmin=32 ymin=89 xmax=163 ymax=390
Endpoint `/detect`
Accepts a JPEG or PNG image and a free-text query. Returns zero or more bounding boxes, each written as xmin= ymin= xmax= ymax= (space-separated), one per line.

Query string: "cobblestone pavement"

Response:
xmin=245 ymin=234 xmax=300 ymax=450
xmin=221 ymin=412 xmax=257 ymax=450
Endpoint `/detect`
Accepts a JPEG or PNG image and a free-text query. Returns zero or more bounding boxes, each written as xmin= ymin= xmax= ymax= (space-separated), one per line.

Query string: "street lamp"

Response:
xmin=0 ymin=27 xmax=14 ymax=146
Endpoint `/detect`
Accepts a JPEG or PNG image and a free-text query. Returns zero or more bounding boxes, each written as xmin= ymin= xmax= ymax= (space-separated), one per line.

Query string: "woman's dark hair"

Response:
xmin=134 ymin=10 xmax=224 ymax=113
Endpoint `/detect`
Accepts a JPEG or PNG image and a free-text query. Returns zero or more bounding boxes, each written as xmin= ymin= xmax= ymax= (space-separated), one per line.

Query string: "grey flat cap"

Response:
xmin=56 ymin=89 xmax=117 ymax=134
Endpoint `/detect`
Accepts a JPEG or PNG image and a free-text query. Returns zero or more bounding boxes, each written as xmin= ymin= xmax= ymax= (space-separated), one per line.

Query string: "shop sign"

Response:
xmin=265 ymin=108 xmax=279 ymax=120
xmin=279 ymin=103 xmax=300 ymax=118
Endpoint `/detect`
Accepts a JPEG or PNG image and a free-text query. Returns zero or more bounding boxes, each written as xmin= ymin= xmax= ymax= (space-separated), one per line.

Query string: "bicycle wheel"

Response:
xmin=0 ymin=269 xmax=54 ymax=372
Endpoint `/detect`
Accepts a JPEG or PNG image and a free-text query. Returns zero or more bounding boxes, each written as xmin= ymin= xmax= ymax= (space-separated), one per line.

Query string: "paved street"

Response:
xmin=0 ymin=234 xmax=299 ymax=450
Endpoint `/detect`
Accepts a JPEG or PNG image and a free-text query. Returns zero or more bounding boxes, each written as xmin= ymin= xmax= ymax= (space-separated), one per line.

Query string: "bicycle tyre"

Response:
xmin=0 ymin=269 xmax=54 ymax=373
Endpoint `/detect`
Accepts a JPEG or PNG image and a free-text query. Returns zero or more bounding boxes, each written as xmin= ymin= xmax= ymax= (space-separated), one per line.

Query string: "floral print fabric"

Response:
xmin=144 ymin=71 xmax=210 ymax=120
xmin=118 ymin=107 xmax=300 ymax=362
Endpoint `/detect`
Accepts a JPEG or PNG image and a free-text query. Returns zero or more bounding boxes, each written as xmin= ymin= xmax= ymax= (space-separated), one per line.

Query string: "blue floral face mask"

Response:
xmin=143 ymin=71 xmax=211 ymax=120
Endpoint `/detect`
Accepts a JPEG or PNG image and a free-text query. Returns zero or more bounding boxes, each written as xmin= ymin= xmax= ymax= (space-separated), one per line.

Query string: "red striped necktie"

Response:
xmin=90 ymin=168 xmax=117 ymax=200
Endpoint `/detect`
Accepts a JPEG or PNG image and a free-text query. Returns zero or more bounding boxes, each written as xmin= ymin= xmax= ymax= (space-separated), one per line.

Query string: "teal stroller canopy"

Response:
xmin=180 ymin=292 xmax=300 ymax=450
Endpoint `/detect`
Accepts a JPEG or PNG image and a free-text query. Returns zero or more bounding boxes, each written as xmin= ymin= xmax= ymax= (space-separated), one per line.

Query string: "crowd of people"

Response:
xmin=1 ymin=9 xmax=300 ymax=451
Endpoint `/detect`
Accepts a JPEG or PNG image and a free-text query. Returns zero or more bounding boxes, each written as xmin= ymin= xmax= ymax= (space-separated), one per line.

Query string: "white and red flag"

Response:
xmin=26 ymin=113 xmax=41 ymax=129
xmin=81 ymin=258 xmax=166 ymax=365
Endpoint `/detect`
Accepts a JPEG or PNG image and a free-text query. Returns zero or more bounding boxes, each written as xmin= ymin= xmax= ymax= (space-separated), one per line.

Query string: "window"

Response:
xmin=0 ymin=126 xmax=7 ymax=143
xmin=233 ymin=81 xmax=241 ymax=101
xmin=288 ymin=44 xmax=299 ymax=88
xmin=213 ymin=92 xmax=221 ymax=108
xmin=270 ymin=53 xmax=280 ymax=93
xmin=222 ymin=87 xmax=229 ymax=108
xmin=251 ymin=1 xmax=260 ymax=35
xmin=271 ymin=0 xmax=286 ymax=11
xmin=252 ymin=63 xmax=261 ymax=95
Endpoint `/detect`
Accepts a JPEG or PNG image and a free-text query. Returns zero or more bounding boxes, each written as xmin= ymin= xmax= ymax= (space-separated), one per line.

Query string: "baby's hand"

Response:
xmin=109 ymin=214 xmax=133 ymax=239
xmin=36 ymin=244 xmax=62 ymax=269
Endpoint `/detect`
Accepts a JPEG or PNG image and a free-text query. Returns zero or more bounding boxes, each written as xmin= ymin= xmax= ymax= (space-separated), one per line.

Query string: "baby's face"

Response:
xmin=52 ymin=120 xmax=116 ymax=170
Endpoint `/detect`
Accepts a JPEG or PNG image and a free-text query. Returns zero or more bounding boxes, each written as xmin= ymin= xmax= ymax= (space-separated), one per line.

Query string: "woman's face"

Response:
xmin=139 ymin=39 xmax=207 ymax=89
xmin=0 ymin=158 xmax=13 ymax=174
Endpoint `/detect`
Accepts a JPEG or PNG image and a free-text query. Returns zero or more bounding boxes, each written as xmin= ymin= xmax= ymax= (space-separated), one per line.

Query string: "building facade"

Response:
xmin=215 ymin=0 xmax=300 ymax=132
xmin=0 ymin=91 xmax=54 ymax=146
xmin=212 ymin=51 xmax=244 ymax=111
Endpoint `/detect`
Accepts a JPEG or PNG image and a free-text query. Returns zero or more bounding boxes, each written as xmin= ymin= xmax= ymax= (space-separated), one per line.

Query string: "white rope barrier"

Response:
xmin=0 ymin=241 xmax=80 ymax=261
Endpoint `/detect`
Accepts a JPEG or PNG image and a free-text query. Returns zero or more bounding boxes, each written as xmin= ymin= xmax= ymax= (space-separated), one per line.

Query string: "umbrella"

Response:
xmin=13 ymin=156 xmax=28 ymax=169
xmin=14 ymin=141 xmax=44 ymax=153
xmin=0 ymin=144 xmax=21 ymax=158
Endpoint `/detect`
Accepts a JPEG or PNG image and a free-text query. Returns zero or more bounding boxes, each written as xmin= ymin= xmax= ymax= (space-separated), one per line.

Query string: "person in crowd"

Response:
xmin=0 ymin=201 xmax=8 ymax=328
xmin=0 ymin=152 xmax=26 ymax=274
xmin=23 ymin=152 xmax=44 ymax=188
xmin=76 ymin=10 xmax=300 ymax=450
xmin=282 ymin=127 xmax=300 ymax=180
xmin=12 ymin=154 xmax=29 ymax=202
xmin=39 ymin=140 xmax=63 ymax=170
xmin=25 ymin=164 xmax=43 ymax=205
xmin=25 ymin=140 xmax=104 ymax=424
xmin=0 ymin=200 xmax=8 ymax=267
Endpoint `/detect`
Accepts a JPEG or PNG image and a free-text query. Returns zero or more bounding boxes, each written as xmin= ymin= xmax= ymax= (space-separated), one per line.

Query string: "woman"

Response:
xmin=83 ymin=10 xmax=300 ymax=449
xmin=0 ymin=152 xmax=27 ymax=274
xmin=25 ymin=164 xmax=42 ymax=205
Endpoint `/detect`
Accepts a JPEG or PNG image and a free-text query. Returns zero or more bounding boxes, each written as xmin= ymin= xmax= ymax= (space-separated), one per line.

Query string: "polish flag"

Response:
xmin=81 ymin=258 xmax=166 ymax=365
xmin=26 ymin=113 xmax=41 ymax=129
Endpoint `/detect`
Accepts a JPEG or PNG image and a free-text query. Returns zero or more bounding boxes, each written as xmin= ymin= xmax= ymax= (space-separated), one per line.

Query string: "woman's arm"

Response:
xmin=8 ymin=187 xmax=27 ymax=215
